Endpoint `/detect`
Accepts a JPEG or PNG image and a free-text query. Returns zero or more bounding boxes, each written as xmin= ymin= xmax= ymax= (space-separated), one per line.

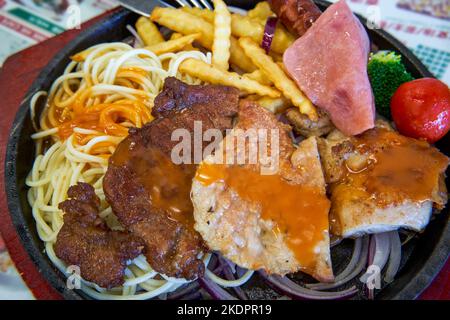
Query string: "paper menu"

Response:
xmin=0 ymin=0 xmax=117 ymax=66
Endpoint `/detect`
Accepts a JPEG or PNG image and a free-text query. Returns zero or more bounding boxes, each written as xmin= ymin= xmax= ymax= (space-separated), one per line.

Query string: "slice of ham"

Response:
xmin=283 ymin=0 xmax=375 ymax=136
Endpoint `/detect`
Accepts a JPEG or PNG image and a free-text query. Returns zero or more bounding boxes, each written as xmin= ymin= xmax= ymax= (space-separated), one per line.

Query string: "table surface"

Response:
xmin=0 ymin=5 xmax=449 ymax=300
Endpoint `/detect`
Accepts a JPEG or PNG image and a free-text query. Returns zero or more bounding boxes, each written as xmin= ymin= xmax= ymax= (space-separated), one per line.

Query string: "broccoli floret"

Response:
xmin=367 ymin=51 xmax=414 ymax=119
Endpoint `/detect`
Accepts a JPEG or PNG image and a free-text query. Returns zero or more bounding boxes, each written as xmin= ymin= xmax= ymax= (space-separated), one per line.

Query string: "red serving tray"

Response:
xmin=0 ymin=10 xmax=448 ymax=300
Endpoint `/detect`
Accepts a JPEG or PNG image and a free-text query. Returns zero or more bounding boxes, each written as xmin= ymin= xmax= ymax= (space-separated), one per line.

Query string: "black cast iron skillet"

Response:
xmin=4 ymin=0 xmax=449 ymax=300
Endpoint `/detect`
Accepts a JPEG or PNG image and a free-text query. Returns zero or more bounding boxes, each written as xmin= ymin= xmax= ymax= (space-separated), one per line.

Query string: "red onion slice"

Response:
xmin=259 ymin=271 xmax=358 ymax=300
xmin=218 ymin=257 xmax=248 ymax=300
xmin=361 ymin=233 xmax=391 ymax=300
xmin=384 ymin=231 xmax=402 ymax=283
xmin=167 ymin=281 xmax=200 ymax=300
xmin=198 ymin=276 xmax=238 ymax=300
xmin=365 ymin=234 xmax=376 ymax=300
xmin=236 ymin=266 xmax=248 ymax=278
xmin=367 ymin=233 xmax=376 ymax=265
xmin=335 ymin=237 xmax=363 ymax=281
xmin=360 ymin=232 xmax=391 ymax=284
xmin=262 ymin=17 xmax=278 ymax=54
xmin=330 ymin=236 xmax=343 ymax=248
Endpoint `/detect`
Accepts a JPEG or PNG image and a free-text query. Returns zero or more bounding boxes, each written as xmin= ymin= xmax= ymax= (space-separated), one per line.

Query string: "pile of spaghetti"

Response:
xmin=26 ymin=41 xmax=222 ymax=299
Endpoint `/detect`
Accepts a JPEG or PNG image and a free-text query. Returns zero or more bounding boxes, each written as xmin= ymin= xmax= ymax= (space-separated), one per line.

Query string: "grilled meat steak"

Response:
xmin=103 ymin=78 xmax=239 ymax=279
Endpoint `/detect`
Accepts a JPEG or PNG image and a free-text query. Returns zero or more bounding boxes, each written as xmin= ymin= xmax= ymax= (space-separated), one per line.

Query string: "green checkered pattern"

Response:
xmin=412 ymin=44 xmax=450 ymax=79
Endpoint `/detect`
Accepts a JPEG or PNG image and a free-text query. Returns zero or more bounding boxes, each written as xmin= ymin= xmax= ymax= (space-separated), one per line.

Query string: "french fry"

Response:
xmin=170 ymin=33 xmax=198 ymax=51
xmin=239 ymin=37 xmax=317 ymax=120
xmin=145 ymin=33 xmax=200 ymax=55
xmin=243 ymin=69 xmax=273 ymax=86
xmin=212 ymin=0 xmax=231 ymax=70
xmin=170 ymin=33 xmax=183 ymax=40
xmin=270 ymin=51 xmax=284 ymax=63
xmin=184 ymin=43 xmax=199 ymax=51
xmin=179 ymin=58 xmax=280 ymax=98
xmin=151 ymin=7 xmax=214 ymax=48
xmin=181 ymin=5 xmax=275 ymax=31
xmin=231 ymin=14 xmax=295 ymax=54
xmin=151 ymin=7 xmax=255 ymax=72
xmin=247 ymin=1 xmax=274 ymax=21
xmin=231 ymin=14 xmax=261 ymax=44
xmin=181 ymin=7 xmax=214 ymax=23
xmin=229 ymin=37 xmax=256 ymax=72
xmin=135 ymin=17 xmax=164 ymax=46
xmin=159 ymin=6 xmax=292 ymax=55
xmin=256 ymin=96 xmax=292 ymax=113
xmin=245 ymin=94 xmax=291 ymax=113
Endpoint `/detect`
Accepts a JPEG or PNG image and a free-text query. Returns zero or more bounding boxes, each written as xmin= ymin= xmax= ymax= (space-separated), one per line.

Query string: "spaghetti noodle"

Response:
xmin=26 ymin=42 xmax=253 ymax=299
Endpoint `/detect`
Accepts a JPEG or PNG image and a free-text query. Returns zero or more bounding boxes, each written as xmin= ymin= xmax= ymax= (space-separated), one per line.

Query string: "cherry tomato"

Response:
xmin=391 ymin=78 xmax=450 ymax=143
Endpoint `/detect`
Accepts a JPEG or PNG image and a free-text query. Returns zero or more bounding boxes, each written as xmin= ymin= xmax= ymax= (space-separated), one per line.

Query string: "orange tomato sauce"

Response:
xmin=51 ymin=98 xmax=152 ymax=152
xmin=195 ymin=163 xmax=331 ymax=272
xmin=43 ymin=66 xmax=153 ymax=151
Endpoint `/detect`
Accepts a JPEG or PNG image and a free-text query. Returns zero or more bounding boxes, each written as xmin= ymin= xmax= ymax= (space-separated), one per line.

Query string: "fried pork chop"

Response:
xmin=55 ymin=183 xmax=145 ymax=289
xmin=191 ymin=101 xmax=334 ymax=282
xmin=103 ymin=77 xmax=239 ymax=280
xmin=318 ymin=121 xmax=449 ymax=238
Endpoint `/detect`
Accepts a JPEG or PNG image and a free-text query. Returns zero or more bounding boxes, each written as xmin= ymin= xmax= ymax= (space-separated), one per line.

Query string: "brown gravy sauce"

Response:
xmin=338 ymin=128 xmax=449 ymax=206
xmin=111 ymin=137 xmax=196 ymax=228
